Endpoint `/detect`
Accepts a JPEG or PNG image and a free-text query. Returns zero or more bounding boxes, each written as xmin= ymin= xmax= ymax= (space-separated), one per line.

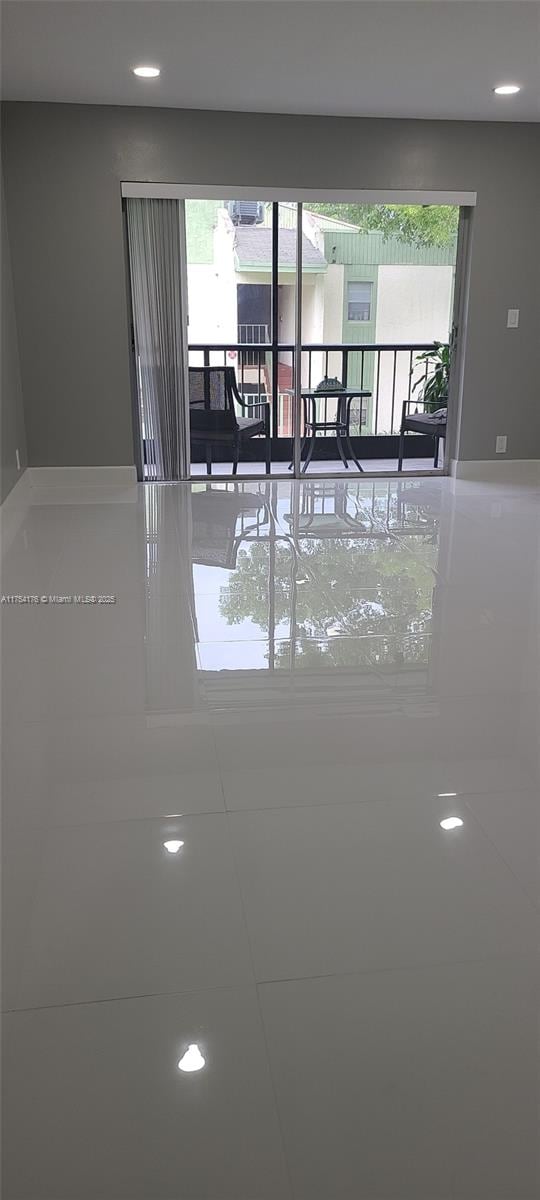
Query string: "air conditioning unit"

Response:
xmin=227 ymin=201 xmax=264 ymax=226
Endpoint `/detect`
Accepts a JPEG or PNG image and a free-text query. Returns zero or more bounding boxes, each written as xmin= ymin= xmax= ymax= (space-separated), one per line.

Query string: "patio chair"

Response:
xmin=397 ymin=400 xmax=447 ymax=471
xmin=189 ymin=366 xmax=271 ymax=475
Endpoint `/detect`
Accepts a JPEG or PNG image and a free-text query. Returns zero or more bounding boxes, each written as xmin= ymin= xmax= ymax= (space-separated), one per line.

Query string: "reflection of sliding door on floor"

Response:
xmin=126 ymin=197 xmax=190 ymax=480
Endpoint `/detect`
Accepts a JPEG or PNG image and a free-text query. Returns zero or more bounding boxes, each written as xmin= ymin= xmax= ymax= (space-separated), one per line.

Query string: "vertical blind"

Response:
xmin=126 ymin=198 xmax=188 ymax=479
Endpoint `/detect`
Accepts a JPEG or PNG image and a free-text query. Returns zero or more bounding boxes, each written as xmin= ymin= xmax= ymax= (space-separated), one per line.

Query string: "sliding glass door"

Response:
xmin=297 ymin=201 xmax=458 ymax=476
xmin=184 ymin=198 xmax=304 ymax=478
xmin=126 ymin=189 xmax=464 ymax=480
xmin=183 ymin=196 xmax=458 ymax=479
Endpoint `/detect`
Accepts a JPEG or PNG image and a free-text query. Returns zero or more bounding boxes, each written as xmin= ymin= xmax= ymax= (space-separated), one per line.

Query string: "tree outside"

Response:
xmin=309 ymin=203 xmax=459 ymax=248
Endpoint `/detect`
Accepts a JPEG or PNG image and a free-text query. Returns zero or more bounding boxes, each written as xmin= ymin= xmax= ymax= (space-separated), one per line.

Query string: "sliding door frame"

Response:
xmin=293 ymin=203 xmax=303 ymax=479
xmin=122 ymin=183 xmax=476 ymax=482
xmin=122 ymin=199 xmax=145 ymax=483
xmin=444 ymin=205 xmax=474 ymax=475
xmin=177 ymin=198 xmax=192 ymax=479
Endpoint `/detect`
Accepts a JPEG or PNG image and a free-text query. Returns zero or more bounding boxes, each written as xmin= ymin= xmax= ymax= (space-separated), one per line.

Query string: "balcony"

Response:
xmin=186 ymin=340 xmax=445 ymax=475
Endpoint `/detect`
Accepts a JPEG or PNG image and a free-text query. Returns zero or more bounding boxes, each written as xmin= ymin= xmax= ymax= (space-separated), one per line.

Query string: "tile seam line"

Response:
xmin=223 ymin=803 xmax=296 ymax=1196
xmin=5 ymin=947 xmax=531 ymax=1016
xmin=221 ymin=785 xmax=535 ymax=816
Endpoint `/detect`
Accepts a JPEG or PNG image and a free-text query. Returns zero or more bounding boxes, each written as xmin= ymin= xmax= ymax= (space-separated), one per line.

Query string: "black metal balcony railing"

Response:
xmin=188 ymin=342 xmax=439 ymax=440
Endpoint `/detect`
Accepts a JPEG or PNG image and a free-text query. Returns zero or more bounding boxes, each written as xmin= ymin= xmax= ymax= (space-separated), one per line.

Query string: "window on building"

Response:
xmin=347 ymin=281 xmax=372 ymax=322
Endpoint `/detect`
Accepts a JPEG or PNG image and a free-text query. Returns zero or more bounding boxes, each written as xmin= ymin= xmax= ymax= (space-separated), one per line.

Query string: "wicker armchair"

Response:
xmin=189 ymin=366 xmax=271 ymax=475
xmin=398 ymin=400 xmax=447 ymax=471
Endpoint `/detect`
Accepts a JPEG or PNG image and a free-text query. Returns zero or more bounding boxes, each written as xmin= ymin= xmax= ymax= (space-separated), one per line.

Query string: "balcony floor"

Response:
xmin=191 ymin=453 xmax=443 ymax=477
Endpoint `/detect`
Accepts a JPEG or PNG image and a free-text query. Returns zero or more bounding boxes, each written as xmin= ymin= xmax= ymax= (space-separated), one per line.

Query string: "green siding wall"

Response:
xmin=324 ymin=230 xmax=456 ymax=267
xmin=185 ymin=199 xmax=222 ymax=264
xmin=342 ymin=266 xmax=378 ymax=416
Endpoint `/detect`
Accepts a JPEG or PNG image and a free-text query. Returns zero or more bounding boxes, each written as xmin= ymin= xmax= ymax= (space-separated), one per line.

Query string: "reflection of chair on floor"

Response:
xmin=191 ymin=485 xmax=272 ymax=570
xmin=394 ymin=484 xmax=439 ymax=540
xmin=189 ymin=366 xmax=271 ymax=476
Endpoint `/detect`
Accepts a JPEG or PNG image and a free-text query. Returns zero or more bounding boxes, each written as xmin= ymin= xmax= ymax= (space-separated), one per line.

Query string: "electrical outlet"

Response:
xmin=496 ymin=435 xmax=507 ymax=454
xmin=507 ymin=309 xmax=519 ymax=328
xmin=15 ymin=448 xmax=21 ymax=471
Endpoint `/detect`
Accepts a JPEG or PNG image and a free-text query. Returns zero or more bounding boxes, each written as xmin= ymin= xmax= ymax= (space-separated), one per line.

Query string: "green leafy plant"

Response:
xmin=412 ymin=342 xmax=450 ymax=412
xmin=309 ymin=203 xmax=459 ymax=249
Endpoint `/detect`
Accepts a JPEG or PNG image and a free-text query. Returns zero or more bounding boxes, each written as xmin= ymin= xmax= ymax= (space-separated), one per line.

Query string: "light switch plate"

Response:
xmin=507 ymin=308 xmax=519 ymax=328
xmin=496 ymin=435 xmax=507 ymax=454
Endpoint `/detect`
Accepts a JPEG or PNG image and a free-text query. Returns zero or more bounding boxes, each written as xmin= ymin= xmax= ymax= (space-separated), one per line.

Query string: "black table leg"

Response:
xmin=289 ymin=435 xmax=307 ymax=471
xmin=336 ymin=433 xmax=349 ymax=469
xmin=301 ymin=431 xmax=316 ymax=473
xmin=344 ymin=433 xmax=363 ymax=471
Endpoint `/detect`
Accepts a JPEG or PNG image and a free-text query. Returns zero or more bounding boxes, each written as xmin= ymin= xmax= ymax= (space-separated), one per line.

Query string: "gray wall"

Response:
xmin=2 ymin=102 xmax=540 ymax=468
xmin=1 ymin=171 xmax=27 ymax=500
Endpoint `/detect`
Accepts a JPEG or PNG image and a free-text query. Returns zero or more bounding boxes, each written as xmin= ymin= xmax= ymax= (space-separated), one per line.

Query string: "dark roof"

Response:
xmin=234 ymin=226 xmax=327 ymax=270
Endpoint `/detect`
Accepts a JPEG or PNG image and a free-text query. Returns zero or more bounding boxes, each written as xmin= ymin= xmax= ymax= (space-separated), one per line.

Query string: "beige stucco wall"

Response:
xmin=375 ymin=265 xmax=454 ymax=432
xmin=186 ymin=263 xmax=238 ymax=348
xmin=278 ymin=279 xmax=324 ymax=385
xmin=376 ymin=265 xmax=454 ymax=342
xmin=186 ymin=209 xmax=237 ymax=350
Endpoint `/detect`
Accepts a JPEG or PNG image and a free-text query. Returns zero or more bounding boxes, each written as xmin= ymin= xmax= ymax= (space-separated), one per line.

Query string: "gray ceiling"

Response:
xmin=2 ymin=1 xmax=539 ymax=122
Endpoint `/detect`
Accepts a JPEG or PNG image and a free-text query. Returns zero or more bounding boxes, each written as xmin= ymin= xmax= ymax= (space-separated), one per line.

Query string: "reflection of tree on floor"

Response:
xmin=219 ymin=536 xmax=436 ymax=669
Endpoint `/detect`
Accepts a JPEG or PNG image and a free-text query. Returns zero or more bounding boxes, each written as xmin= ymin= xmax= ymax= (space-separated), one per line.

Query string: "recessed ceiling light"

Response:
xmin=178 ymin=1043 xmax=206 ymax=1073
xmin=493 ymin=84 xmax=520 ymax=95
xmin=133 ymin=66 xmax=160 ymax=78
xmin=438 ymin=792 xmax=458 ymax=798
xmin=440 ymin=816 xmax=464 ymax=831
xmin=163 ymin=839 xmax=184 ymax=854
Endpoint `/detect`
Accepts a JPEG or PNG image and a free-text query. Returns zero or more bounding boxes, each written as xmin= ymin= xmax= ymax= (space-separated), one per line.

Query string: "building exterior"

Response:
xmin=186 ymin=201 xmax=456 ymax=435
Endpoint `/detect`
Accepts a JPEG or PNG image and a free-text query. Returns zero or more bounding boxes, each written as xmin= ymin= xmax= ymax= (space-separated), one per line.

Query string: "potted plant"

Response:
xmin=412 ymin=341 xmax=449 ymax=413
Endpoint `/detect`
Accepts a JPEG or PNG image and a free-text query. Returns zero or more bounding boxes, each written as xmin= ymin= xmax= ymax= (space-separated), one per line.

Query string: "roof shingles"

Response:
xmin=234 ymin=226 xmax=327 ymax=270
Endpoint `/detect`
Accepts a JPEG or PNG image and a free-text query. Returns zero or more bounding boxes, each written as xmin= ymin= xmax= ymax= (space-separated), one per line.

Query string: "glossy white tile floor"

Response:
xmin=2 ymin=473 xmax=539 ymax=1200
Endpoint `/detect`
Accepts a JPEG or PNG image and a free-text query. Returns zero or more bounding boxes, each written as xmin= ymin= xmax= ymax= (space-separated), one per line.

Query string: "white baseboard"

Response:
xmin=28 ymin=466 xmax=138 ymax=486
xmin=0 ymin=470 xmax=32 ymax=554
xmin=1 ymin=468 xmax=31 ymax=509
xmin=450 ymin=458 xmax=540 ymax=484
